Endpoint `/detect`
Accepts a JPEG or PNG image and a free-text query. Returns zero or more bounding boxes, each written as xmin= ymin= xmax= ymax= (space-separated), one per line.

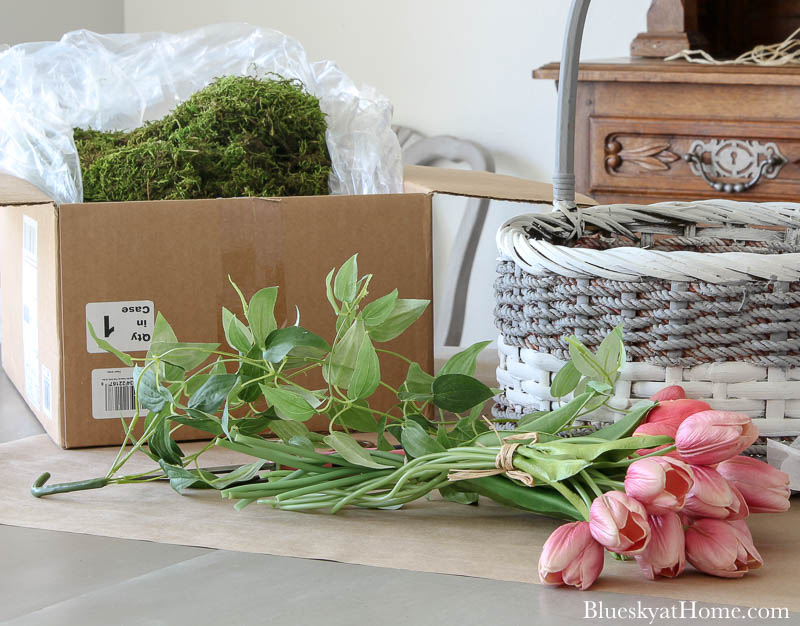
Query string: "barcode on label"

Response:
xmin=105 ymin=382 xmax=135 ymax=412
xmin=91 ymin=368 xmax=137 ymax=419
xmin=22 ymin=216 xmax=37 ymax=262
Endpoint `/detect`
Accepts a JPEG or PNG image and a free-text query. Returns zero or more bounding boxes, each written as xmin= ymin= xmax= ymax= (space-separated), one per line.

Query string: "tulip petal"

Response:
xmin=717 ymin=456 xmax=790 ymax=514
xmin=676 ymin=411 xmax=759 ymax=465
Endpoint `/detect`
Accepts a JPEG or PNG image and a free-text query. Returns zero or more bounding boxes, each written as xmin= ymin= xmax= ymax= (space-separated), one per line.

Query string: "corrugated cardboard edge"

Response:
xmin=403 ymin=165 xmax=597 ymax=207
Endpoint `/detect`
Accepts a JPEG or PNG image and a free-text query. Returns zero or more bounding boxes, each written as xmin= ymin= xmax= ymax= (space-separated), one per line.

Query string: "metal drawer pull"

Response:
xmin=682 ymin=139 xmax=786 ymax=194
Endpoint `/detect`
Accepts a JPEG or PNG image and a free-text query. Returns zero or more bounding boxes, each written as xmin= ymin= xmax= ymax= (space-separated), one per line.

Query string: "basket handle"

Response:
xmin=553 ymin=0 xmax=592 ymax=211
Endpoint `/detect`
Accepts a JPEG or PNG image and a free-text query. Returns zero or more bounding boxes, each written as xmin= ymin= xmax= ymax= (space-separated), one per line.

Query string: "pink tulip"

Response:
xmin=685 ymin=518 xmax=763 ymax=578
xmin=632 ymin=421 xmax=684 ymax=460
xmin=634 ymin=421 xmax=677 ymax=439
xmin=717 ymin=456 xmax=790 ymax=514
xmin=644 ymin=399 xmax=711 ymax=429
xmin=675 ymin=411 xmax=759 ymax=465
xmin=635 ymin=512 xmax=686 ymax=579
xmin=589 ymin=491 xmax=651 ymax=555
xmin=538 ymin=521 xmax=604 ymax=590
xmin=649 ymin=385 xmax=686 ymax=402
xmin=682 ymin=465 xmax=748 ymax=520
xmin=624 ymin=456 xmax=694 ymax=515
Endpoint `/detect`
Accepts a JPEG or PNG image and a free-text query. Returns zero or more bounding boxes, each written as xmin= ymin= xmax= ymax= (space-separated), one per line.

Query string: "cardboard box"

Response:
xmin=0 ymin=166 xmax=584 ymax=448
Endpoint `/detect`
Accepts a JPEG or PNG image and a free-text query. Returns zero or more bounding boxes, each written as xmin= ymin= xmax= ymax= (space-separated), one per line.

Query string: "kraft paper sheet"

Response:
xmin=1 ymin=435 xmax=798 ymax=610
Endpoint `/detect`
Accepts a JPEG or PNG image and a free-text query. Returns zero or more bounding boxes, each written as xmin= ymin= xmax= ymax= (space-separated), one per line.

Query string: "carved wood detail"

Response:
xmin=605 ymin=137 xmax=680 ymax=173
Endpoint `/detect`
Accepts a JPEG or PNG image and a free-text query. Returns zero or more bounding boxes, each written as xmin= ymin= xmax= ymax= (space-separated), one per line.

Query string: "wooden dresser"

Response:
xmin=534 ymin=58 xmax=800 ymax=205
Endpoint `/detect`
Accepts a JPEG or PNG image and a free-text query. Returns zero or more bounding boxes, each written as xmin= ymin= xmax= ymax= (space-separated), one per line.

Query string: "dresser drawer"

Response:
xmin=588 ymin=116 xmax=800 ymax=201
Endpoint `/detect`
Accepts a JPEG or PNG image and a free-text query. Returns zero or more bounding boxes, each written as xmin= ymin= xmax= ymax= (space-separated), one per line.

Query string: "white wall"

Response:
xmin=0 ymin=0 xmax=123 ymax=46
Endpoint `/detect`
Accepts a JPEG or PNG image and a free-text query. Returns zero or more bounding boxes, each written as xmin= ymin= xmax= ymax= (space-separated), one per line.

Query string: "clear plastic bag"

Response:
xmin=0 ymin=24 xmax=403 ymax=204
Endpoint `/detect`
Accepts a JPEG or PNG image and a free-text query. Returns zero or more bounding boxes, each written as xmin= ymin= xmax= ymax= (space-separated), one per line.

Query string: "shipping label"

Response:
xmin=85 ymin=300 xmax=155 ymax=354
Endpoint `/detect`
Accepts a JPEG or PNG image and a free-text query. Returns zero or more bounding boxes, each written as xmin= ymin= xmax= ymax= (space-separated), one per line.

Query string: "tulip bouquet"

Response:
xmin=31 ymin=256 xmax=791 ymax=591
xmin=539 ymin=385 xmax=791 ymax=590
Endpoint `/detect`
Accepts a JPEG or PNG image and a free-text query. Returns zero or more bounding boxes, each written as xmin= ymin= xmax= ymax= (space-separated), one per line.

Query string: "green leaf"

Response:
xmin=347 ymin=335 xmax=380 ymax=400
xmin=517 ymin=391 xmax=595 ymax=434
xmin=288 ymin=435 xmax=315 ymax=452
xmin=187 ymin=374 xmax=237 ymax=413
xmin=591 ymin=400 xmax=655 ymax=441
xmin=160 ymin=361 xmax=185 ymax=384
xmin=323 ymin=319 xmax=366 ymax=388
xmin=152 ymin=312 xmax=178 ymax=344
xmin=172 ymin=412 xmax=223 ymax=436
xmin=367 ymin=298 xmax=429 ymax=343
xmin=439 ymin=484 xmax=479 ymax=505
xmin=567 ymin=336 xmax=608 ymax=381
xmin=87 ymin=321 xmax=133 ymax=366
xmin=435 ymin=425 xmax=454 ymax=449
xmin=386 ymin=423 xmax=403 ymax=443
xmin=403 ymin=362 xmax=434 ymax=395
xmin=376 ymin=416 xmax=392 ymax=451
xmin=401 ymin=420 xmax=445 ymax=458
xmin=518 ymin=453 xmax=591 ymax=483
xmin=158 ymin=460 xmax=212 ymax=495
xmin=134 ymin=366 xmax=172 ymax=412
xmin=269 ymin=419 xmax=309 ymax=443
xmin=286 ymin=386 xmax=325 ymax=409
xmin=572 ymin=376 xmax=606 ymax=412
xmin=228 ymin=276 xmax=250 ymax=317
xmin=398 ymin=363 xmax=435 ymax=402
xmin=206 ymin=461 xmax=265 ymax=489
xmin=361 ymin=289 xmax=399 ymax=327
xmin=596 ymin=325 xmax=625 ymax=375
xmin=221 ymin=401 xmax=231 ymax=438
xmin=222 ymin=307 xmax=253 ymax=354
xmin=462 ymin=475 xmax=581 ymax=520
xmin=325 ymin=267 xmax=338 ymax=313
xmin=248 ymin=287 xmax=279 ymax=347
xmin=226 ymin=314 xmax=254 ymax=354
xmin=323 ymin=431 xmax=393 ymax=469
xmin=237 ymin=346 xmax=266 ymax=403
xmin=336 ymin=400 xmax=378 ymax=432
xmin=263 ymin=326 xmax=330 ymax=363
xmin=149 ymin=414 xmax=183 ymax=466
xmin=333 ymin=254 xmax=358 ymax=303
xmin=550 ymin=361 xmax=581 ymax=398
xmin=148 ymin=342 xmax=219 ymax=372
xmin=438 ymin=341 xmax=492 ymax=377
xmin=449 ymin=405 xmax=491 ymax=444
xmin=432 ymin=374 xmax=494 ymax=413
xmin=233 ymin=413 xmax=276 ymax=437
xmin=587 ymin=380 xmax=613 ymax=395
xmin=184 ymin=373 xmax=209 ymax=397
xmin=533 ymin=434 xmax=673 ymax=463
xmin=262 ymin=385 xmax=315 ymax=421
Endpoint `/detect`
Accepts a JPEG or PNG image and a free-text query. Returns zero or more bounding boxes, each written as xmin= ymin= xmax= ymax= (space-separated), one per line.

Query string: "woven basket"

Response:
xmin=492 ymin=1 xmax=800 ymax=445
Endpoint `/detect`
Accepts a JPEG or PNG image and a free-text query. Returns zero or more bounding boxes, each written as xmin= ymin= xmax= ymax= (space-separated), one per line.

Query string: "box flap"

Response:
xmin=0 ymin=174 xmax=54 ymax=205
xmin=403 ymin=165 xmax=596 ymax=206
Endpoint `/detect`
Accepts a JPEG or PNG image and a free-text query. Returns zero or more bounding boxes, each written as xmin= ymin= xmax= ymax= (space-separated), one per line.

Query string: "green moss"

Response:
xmin=75 ymin=75 xmax=331 ymax=202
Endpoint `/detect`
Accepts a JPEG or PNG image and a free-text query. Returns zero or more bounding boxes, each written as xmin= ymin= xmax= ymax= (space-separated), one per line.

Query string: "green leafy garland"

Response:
xmin=33 ymin=255 xmax=670 ymax=522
